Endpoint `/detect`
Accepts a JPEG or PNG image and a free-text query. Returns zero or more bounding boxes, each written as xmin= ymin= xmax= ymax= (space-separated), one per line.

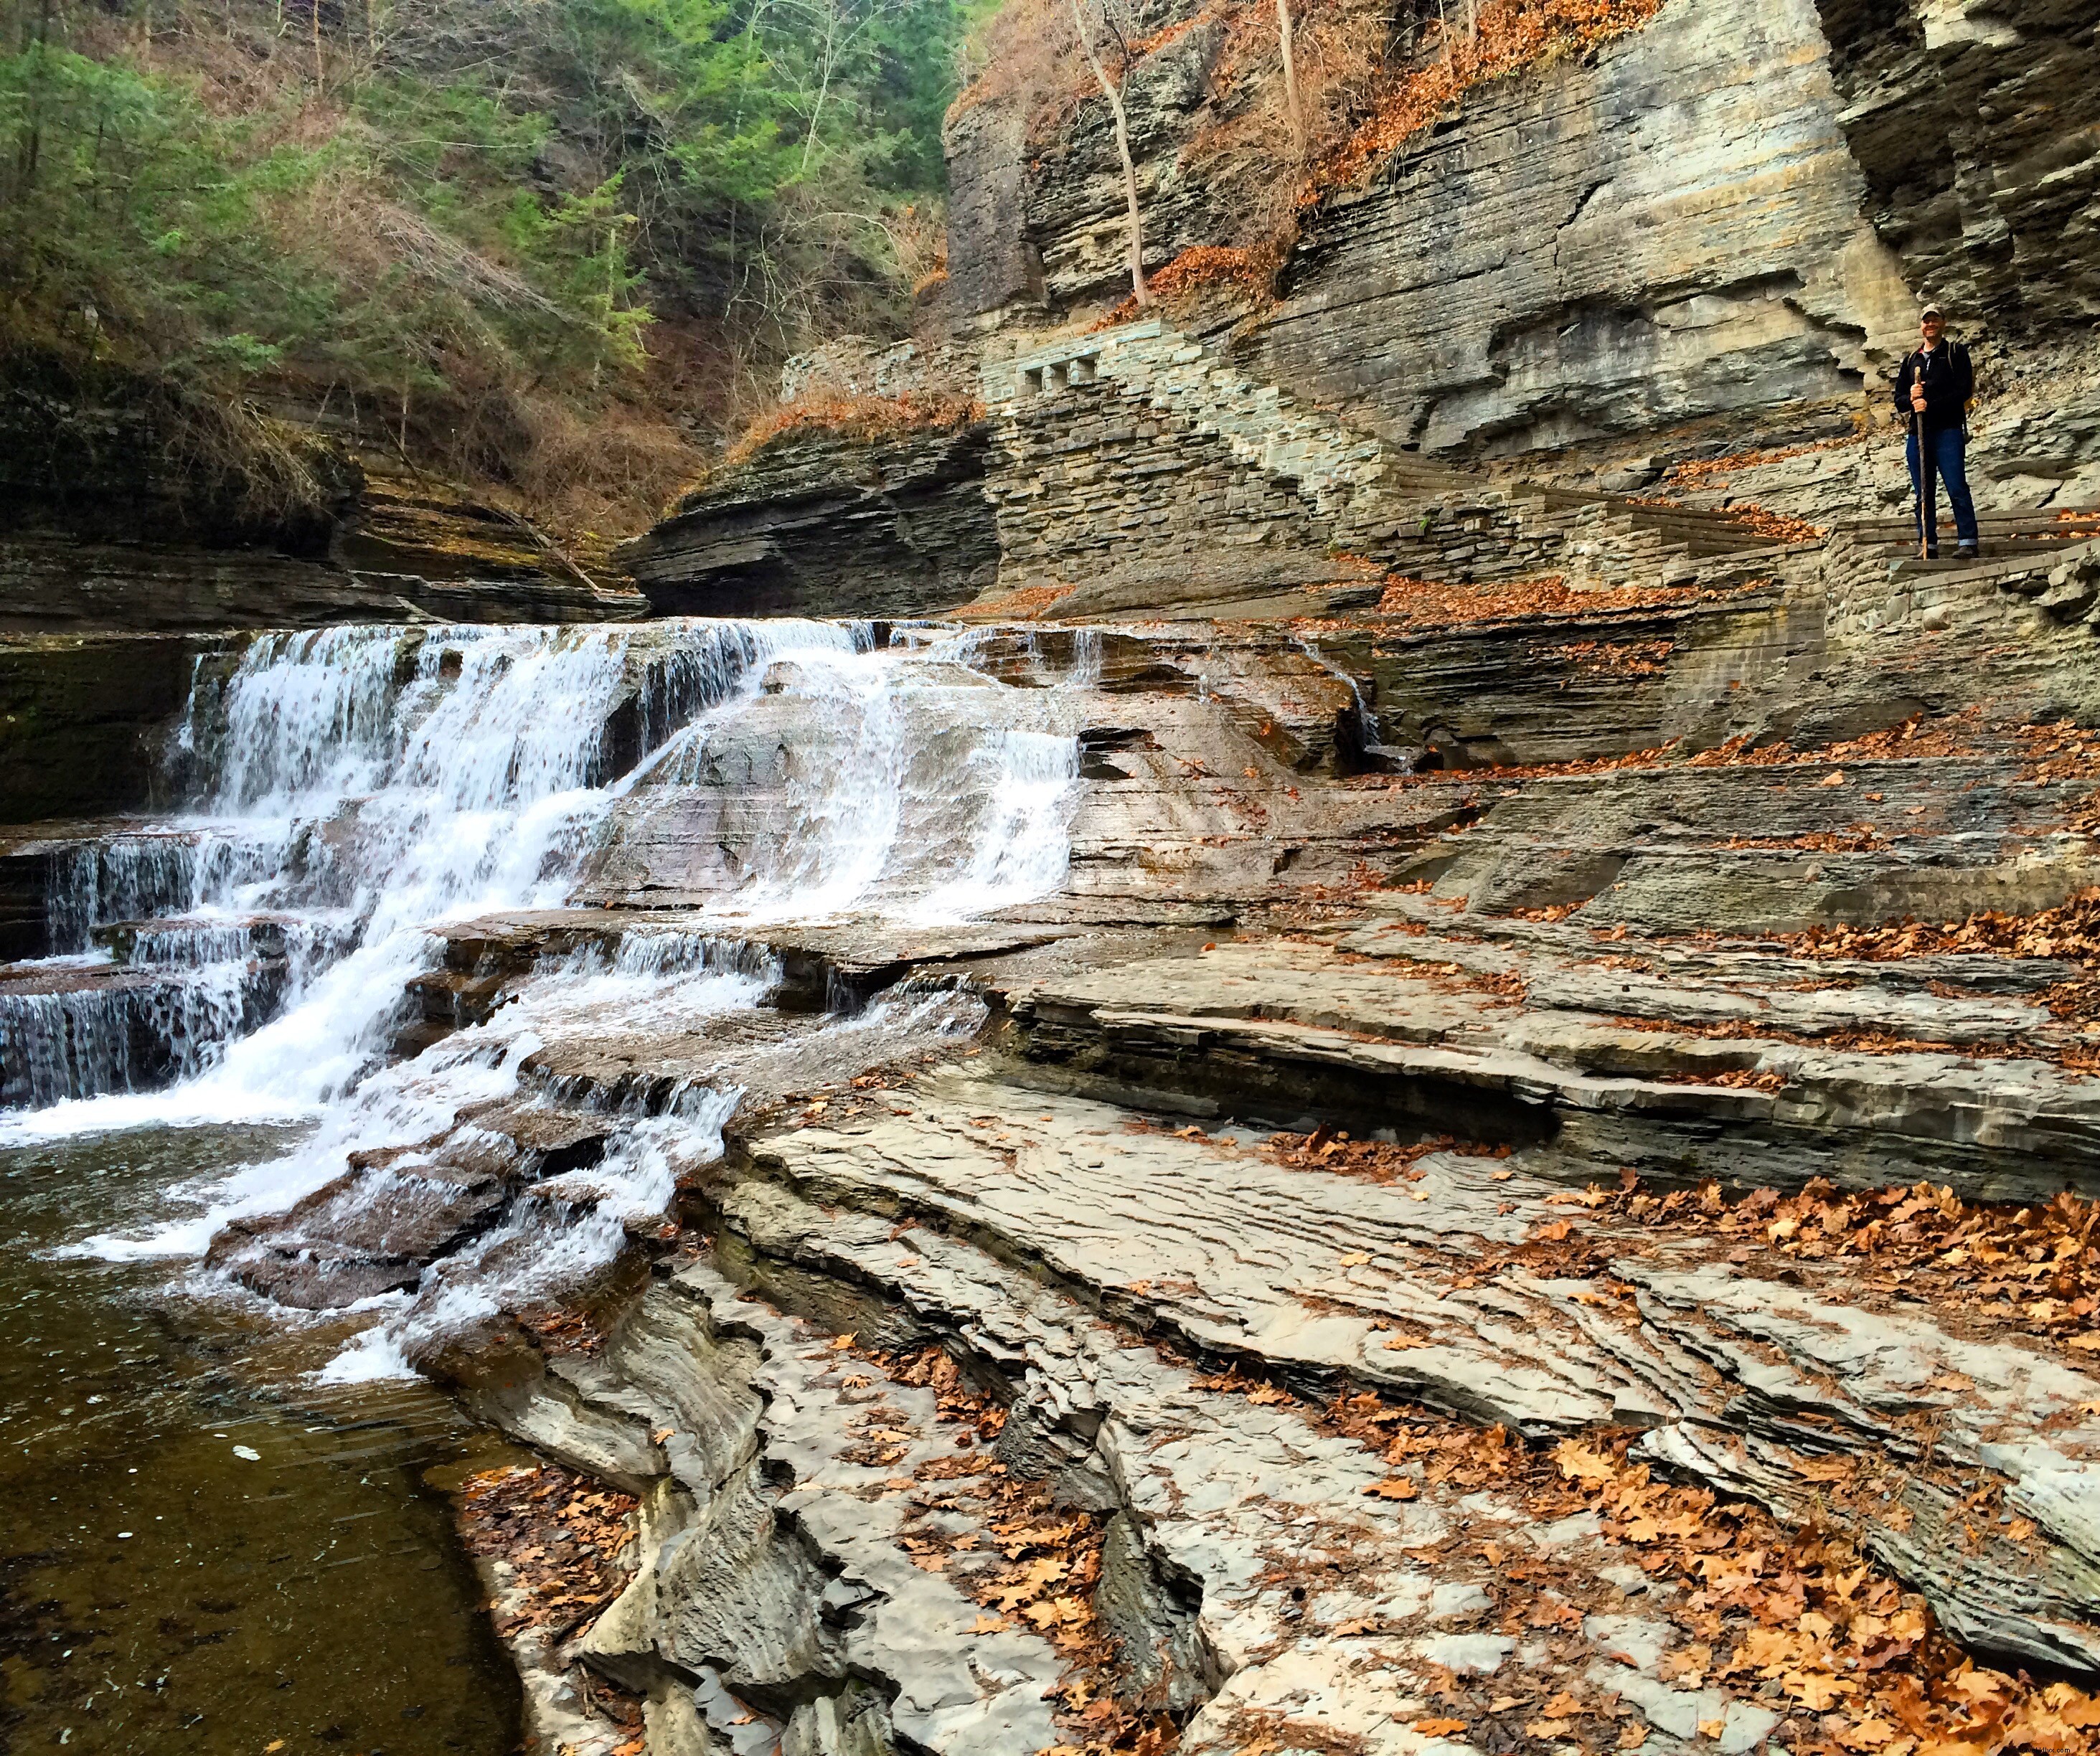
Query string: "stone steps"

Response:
xmin=1004 ymin=319 xmax=1802 ymax=602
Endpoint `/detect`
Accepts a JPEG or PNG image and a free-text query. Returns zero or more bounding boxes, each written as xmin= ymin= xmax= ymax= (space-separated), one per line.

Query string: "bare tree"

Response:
xmin=1276 ymin=0 xmax=1305 ymax=157
xmin=1068 ymin=0 xmax=1146 ymax=310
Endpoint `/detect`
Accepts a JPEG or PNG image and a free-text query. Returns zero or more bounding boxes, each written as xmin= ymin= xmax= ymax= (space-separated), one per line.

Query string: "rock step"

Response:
xmin=725 ymin=1059 xmax=2100 ymax=1680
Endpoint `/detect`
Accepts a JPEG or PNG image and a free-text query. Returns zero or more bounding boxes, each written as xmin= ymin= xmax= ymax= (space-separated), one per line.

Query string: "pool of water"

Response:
xmin=0 ymin=1125 xmax=523 ymax=1755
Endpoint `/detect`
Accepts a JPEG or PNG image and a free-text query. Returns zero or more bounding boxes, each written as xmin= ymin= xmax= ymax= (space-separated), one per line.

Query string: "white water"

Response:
xmin=6 ymin=616 xmax=1092 ymax=1374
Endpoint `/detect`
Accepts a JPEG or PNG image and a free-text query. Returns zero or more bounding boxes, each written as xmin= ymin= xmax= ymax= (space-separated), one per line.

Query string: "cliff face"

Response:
xmin=618 ymin=425 xmax=1002 ymax=620
xmin=1816 ymin=0 xmax=2099 ymax=339
xmin=1248 ymin=0 xmax=1914 ymax=461
xmin=941 ymin=0 xmax=2099 ymax=489
xmin=0 ymin=376 xmax=644 ymax=630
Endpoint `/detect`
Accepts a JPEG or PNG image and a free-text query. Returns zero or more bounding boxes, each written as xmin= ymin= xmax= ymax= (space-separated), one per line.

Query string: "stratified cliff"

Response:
xmin=938 ymin=0 xmax=2099 ymax=513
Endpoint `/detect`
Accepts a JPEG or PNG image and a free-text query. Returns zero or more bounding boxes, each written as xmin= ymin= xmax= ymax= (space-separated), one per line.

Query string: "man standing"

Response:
xmin=1893 ymin=303 xmax=1979 ymax=560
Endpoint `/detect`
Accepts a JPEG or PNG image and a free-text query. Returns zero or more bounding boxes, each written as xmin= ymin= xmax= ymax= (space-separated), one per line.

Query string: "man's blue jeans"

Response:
xmin=1906 ymin=425 xmax=1979 ymax=554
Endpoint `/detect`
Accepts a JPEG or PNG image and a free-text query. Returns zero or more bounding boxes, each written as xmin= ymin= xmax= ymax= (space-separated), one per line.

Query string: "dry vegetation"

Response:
xmin=705 ymin=388 xmax=985 ymax=481
xmin=458 ymin=1462 xmax=640 ymax=1648
xmin=4 ymin=0 xmax=963 ymax=539
xmin=1182 ymin=1359 xmax=2100 ymax=1756
xmin=1365 ymin=569 xmax=1759 ymax=630
xmin=1565 ymin=1172 xmax=2100 ymax=1356
xmin=951 ymin=0 xmax=1670 ymax=317
xmin=875 ymin=1344 xmax=1182 ymax=1755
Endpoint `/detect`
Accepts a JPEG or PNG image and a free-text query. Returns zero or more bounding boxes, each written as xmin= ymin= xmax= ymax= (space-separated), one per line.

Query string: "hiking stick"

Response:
xmin=1914 ymin=405 xmax=1928 ymax=560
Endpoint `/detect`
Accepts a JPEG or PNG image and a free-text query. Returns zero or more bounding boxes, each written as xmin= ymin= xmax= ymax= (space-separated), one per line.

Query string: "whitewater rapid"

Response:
xmin=1 ymin=617 xmax=1096 ymax=1373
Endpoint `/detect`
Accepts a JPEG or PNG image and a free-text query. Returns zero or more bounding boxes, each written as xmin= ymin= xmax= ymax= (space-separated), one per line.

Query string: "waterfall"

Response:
xmin=6 ymin=615 xmax=1093 ymax=1376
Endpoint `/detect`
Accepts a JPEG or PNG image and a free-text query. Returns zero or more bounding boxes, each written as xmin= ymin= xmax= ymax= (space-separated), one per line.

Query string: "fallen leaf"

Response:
xmin=1365 ymin=1477 xmax=1418 ymax=1500
xmin=969 ymin=1614 xmax=1008 ymax=1633
xmin=832 ymin=1333 xmax=857 ymax=1349
xmin=1337 ymin=1251 xmax=1372 ymax=1267
xmin=1544 ymin=1691 xmax=1583 ymax=1718
xmin=1820 ymin=770 xmax=1846 ymax=787
xmin=1414 ymin=1719 xmax=1469 ymax=1737
xmin=1553 ymin=1440 xmax=1619 ymax=1484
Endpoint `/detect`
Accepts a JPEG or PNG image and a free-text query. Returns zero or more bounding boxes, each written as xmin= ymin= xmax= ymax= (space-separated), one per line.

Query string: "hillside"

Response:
xmin=0 ymin=0 xmax=965 ymax=538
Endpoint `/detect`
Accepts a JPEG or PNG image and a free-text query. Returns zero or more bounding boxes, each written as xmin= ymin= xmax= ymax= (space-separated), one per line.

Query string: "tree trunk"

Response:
xmin=1068 ymin=0 xmax=1146 ymax=309
xmin=1276 ymin=0 xmax=1304 ymax=157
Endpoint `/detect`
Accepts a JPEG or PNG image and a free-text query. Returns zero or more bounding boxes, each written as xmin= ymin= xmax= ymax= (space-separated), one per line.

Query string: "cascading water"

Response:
xmin=3 ymin=615 xmax=1094 ymax=1379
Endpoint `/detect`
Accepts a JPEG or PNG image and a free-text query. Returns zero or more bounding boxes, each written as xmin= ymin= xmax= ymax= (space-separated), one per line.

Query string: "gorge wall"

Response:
xmin=941 ymin=0 xmax=2100 ymax=504
xmin=1246 ymin=0 xmax=1916 ymax=463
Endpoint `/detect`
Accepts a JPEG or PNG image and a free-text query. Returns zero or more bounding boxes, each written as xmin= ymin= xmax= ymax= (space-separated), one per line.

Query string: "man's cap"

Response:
xmin=1921 ymin=302 xmax=1946 ymax=320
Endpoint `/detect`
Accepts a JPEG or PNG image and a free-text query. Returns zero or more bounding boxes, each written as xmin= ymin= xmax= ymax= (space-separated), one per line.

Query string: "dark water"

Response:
xmin=0 ymin=1127 xmax=523 ymax=1755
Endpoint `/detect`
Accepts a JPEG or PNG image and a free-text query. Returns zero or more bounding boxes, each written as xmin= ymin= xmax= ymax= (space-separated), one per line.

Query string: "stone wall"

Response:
xmin=619 ymin=424 xmax=1003 ymax=620
xmin=0 ymin=633 xmax=213 ymax=823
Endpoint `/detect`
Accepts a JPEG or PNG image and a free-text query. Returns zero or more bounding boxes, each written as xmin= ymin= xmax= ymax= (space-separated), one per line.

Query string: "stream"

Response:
xmin=0 ymin=1123 xmax=522 ymax=1752
xmin=0 ymin=615 xmax=1094 ymax=1750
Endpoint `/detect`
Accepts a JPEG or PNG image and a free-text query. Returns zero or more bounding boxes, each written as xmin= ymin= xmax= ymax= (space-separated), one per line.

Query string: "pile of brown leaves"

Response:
xmin=1659 ymin=433 xmax=1866 ymax=493
xmin=1681 ymin=709 xmax=1984 ymax=771
xmin=1785 ymin=889 xmax=2100 ymax=968
xmin=458 ymin=1463 xmax=639 ymax=1647
xmin=1623 ymin=496 xmax=1825 ymax=545
xmin=1723 ymin=504 xmax=1829 ymax=545
xmin=1243 ymin=1377 xmax=2100 ymax=1755
xmin=1555 ymin=637 xmax=1677 ymax=676
xmin=1314 ymin=0 xmax=1665 ymax=192
xmin=1569 ymin=1173 xmax=2100 ymax=1351
xmin=1370 ymin=570 xmax=1736 ymax=630
xmin=1099 ymin=245 xmax=1281 ymax=326
xmin=1594 ymin=1006 xmax=2037 ymax=1066
xmin=957 ymin=580 xmax=1078 ymax=621
xmin=1267 ymin=1126 xmax=1511 ymax=1182
xmin=708 ymin=391 xmax=984 ymax=479
xmin=2019 ymin=722 xmax=2100 ymax=786
xmin=875 ymin=1347 xmax=1179 ymax=1756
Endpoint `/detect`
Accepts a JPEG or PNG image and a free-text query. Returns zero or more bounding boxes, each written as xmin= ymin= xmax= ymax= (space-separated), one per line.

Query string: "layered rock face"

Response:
xmin=1248 ymin=0 xmax=1916 ymax=461
xmin=0 ymin=634 xmax=213 ymax=823
xmin=280 ymin=528 xmax=2100 ymax=1754
xmin=619 ymin=425 xmax=1002 ymax=620
xmin=1815 ymin=0 xmax=2100 ymax=339
xmin=1 ymin=379 xmax=642 ymax=631
xmin=941 ymin=0 xmax=2099 ymax=503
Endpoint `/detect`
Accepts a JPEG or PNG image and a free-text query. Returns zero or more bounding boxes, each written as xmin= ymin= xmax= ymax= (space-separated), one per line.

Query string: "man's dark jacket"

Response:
xmin=1894 ymin=341 xmax=1974 ymax=433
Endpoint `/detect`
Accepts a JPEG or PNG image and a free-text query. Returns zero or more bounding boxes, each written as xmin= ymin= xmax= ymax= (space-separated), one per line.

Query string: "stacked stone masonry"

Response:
xmin=983 ymin=321 xmax=1793 ymax=613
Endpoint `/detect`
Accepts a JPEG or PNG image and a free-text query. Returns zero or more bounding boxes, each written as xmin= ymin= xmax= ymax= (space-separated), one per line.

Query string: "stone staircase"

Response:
xmin=991 ymin=319 xmax=1803 ymax=603
xmin=1841 ymin=507 xmax=2100 ymax=572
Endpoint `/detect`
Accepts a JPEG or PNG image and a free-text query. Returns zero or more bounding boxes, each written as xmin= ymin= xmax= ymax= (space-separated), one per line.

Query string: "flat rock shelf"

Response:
xmin=14 ymin=531 xmax=2100 ymax=1756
